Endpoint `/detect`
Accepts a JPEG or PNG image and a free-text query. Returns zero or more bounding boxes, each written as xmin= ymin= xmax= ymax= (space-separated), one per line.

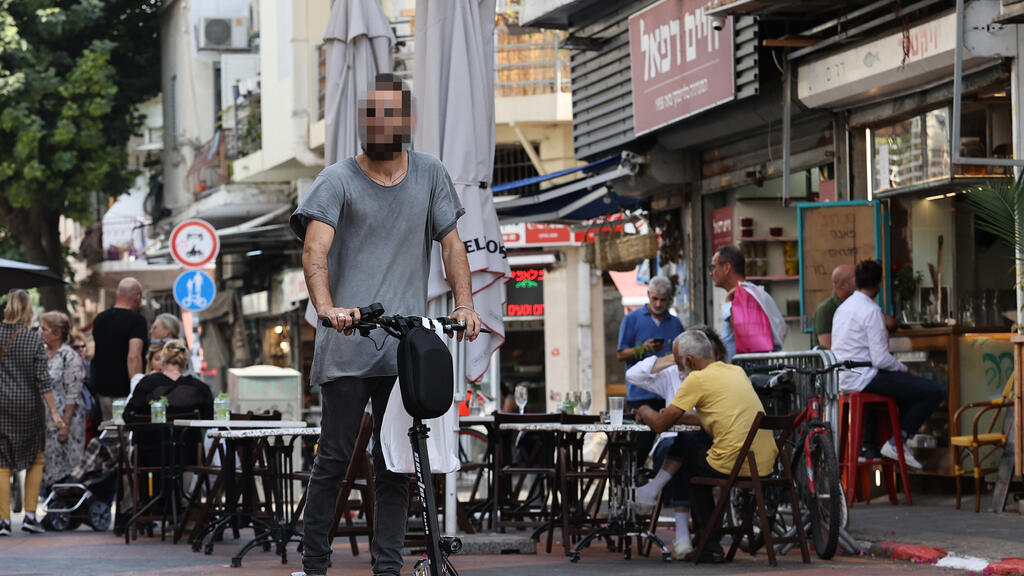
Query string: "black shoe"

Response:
xmin=0 ymin=520 xmax=10 ymax=536
xmin=859 ymin=446 xmax=883 ymax=462
xmin=22 ymin=517 xmax=45 ymax=534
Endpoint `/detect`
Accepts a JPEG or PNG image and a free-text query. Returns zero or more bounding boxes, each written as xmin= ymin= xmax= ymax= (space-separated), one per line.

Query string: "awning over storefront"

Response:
xmin=494 ymin=152 xmax=643 ymax=223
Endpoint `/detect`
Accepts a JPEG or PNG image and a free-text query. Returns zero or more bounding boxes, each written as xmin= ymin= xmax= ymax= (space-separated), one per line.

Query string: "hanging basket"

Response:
xmin=593 ymin=219 xmax=658 ymax=272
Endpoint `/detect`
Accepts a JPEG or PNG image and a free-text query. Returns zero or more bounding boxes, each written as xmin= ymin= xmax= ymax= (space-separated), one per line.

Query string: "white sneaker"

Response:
xmin=881 ymin=440 xmax=923 ymax=470
xmin=671 ymin=538 xmax=694 ymax=560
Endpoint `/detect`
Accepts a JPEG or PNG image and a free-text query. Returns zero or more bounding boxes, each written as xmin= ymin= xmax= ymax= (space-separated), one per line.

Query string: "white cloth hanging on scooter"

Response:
xmin=380 ymin=317 xmax=461 ymax=474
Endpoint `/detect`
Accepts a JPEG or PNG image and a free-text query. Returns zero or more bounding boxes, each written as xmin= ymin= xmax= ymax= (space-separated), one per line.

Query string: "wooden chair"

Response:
xmin=952 ymin=373 xmax=1015 ymax=512
xmin=690 ymin=412 xmax=810 ymax=567
xmin=554 ymin=414 xmax=607 ymax=555
xmin=328 ymin=412 xmax=376 ymax=555
xmin=180 ymin=410 xmax=284 ymax=544
xmin=491 ymin=412 xmax=562 ymax=552
xmin=291 ymin=412 xmax=375 ymax=558
xmin=122 ymin=410 xmax=201 ymax=543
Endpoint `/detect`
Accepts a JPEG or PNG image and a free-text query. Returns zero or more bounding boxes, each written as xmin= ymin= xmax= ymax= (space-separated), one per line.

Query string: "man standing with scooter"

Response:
xmin=290 ymin=74 xmax=482 ymax=576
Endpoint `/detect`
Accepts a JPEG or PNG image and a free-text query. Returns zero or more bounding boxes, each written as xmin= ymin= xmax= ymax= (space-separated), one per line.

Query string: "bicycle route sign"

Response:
xmin=173 ymin=269 xmax=216 ymax=312
xmin=170 ymin=218 xmax=220 ymax=268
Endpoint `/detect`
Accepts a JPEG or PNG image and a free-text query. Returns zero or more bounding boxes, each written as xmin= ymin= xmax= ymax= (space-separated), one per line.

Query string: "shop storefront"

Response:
xmin=795 ymin=6 xmax=1018 ymax=476
xmin=500 ymin=222 xmax=610 ymax=413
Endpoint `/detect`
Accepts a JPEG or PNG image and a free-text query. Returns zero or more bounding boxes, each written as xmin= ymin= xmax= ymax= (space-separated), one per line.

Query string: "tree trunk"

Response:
xmin=20 ymin=207 xmax=68 ymax=313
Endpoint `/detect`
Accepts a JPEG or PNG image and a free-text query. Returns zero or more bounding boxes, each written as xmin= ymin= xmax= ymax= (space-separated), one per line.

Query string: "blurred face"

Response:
xmin=673 ymin=342 xmax=696 ymax=376
xmin=72 ymin=338 xmax=87 ymax=359
xmin=150 ymin=355 xmax=163 ymax=373
xmin=648 ymin=290 xmax=670 ymax=315
xmin=834 ymin=274 xmax=855 ymax=301
xmin=710 ymin=252 xmax=730 ymax=289
xmin=40 ymin=322 xmax=61 ymax=348
xmin=150 ymin=320 xmax=172 ymax=341
xmin=359 ymin=88 xmax=413 ymax=161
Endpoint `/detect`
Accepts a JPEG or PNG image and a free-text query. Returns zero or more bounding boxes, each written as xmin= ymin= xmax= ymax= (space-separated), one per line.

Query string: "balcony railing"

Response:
xmin=188 ymin=91 xmax=261 ymax=197
xmin=495 ymin=25 xmax=570 ymax=97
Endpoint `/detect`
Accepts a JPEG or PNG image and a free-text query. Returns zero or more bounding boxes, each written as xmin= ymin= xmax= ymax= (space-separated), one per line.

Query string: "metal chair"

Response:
xmin=952 ymin=374 xmax=1015 ymax=512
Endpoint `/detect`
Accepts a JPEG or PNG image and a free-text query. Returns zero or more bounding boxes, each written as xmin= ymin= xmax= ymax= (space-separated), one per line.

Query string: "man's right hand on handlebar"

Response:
xmin=319 ymin=306 xmax=362 ymax=335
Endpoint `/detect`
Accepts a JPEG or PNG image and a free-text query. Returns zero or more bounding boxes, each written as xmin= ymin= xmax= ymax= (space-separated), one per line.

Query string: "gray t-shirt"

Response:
xmin=290 ymin=151 xmax=463 ymax=385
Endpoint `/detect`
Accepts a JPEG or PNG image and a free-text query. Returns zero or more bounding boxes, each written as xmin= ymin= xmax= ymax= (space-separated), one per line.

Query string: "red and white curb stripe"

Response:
xmin=869 ymin=541 xmax=1024 ymax=576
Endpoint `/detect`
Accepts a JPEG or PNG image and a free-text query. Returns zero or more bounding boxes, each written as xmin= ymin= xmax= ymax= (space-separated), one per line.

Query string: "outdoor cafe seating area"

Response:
xmin=89 ymin=347 xmax=1020 ymax=570
xmin=95 ymin=400 xmax=811 ymax=569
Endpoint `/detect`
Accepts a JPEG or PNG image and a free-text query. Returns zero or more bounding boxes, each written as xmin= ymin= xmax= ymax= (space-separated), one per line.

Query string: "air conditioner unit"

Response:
xmin=198 ymin=17 xmax=250 ymax=51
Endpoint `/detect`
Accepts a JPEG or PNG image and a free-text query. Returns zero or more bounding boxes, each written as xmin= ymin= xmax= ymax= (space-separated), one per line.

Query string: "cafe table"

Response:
xmin=497 ymin=422 xmax=699 ymax=562
xmin=170 ymin=419 xmax=307 ymax=544
xmin=196 ymin=427 xmax=321 ymax=568
xmin=458 ymin=414 xmax=497 ymax=531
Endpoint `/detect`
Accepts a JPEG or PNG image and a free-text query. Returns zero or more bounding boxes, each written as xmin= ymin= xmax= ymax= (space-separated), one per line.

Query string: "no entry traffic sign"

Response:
xmin=170 ymin=219 xmax=220 ymax=268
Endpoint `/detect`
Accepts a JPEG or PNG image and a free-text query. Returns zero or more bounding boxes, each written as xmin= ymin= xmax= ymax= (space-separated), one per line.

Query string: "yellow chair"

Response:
xmin=951 ymin=374 xmax=1015 ymax=512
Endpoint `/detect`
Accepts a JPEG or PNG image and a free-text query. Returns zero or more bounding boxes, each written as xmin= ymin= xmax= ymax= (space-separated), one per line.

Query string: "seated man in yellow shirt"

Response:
xmin=635 ymin=329 xmax=777 ymax=562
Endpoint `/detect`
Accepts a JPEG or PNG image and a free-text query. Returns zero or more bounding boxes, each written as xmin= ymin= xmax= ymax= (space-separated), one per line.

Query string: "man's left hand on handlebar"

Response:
xmin=449 ymin=306 xmax=482 ymax=342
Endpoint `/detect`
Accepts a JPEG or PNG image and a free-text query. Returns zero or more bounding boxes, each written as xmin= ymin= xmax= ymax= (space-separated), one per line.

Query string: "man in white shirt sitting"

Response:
xmin=831 ymin=260 xmax=945 ymax=469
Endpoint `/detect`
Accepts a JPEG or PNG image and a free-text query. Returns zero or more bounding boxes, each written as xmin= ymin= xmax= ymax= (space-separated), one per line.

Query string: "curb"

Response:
xmin=867 ymin=540 xmax=1024 ymax=576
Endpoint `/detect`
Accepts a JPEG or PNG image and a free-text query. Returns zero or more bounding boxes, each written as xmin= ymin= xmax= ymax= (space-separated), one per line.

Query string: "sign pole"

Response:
xmin=192 ymin=312 xmax=202 ymax=374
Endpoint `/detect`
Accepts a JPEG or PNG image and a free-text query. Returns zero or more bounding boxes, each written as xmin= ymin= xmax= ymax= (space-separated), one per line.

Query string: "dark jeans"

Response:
xmin=670 ymin=435 xmax=726 ymax=553
xmin=302 ymin=376 xmax=408 ymax=576
xmin=626 ymin=398 xmax=665 ymax=466
xmin=861 ymin=370 xmax=946 ymax=449
xmin=652 ymin=430 xmax=713 ymax=507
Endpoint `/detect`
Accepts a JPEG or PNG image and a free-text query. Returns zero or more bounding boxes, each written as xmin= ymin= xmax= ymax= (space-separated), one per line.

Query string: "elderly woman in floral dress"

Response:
xmin=39 ymin=311 xmax=86 ymax=492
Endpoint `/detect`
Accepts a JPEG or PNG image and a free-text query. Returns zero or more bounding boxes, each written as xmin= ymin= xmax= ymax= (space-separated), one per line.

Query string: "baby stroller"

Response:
xmin=41 ymin=435 xmax=119 ymax=532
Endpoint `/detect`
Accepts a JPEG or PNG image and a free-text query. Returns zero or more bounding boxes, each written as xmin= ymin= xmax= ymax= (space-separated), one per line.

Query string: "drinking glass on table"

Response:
xmin=514 ymin=385 xmax=529 ymax=414
xmin=579 ymin=390 xmax=592 ymax=414
xmin=608 ymin=397 xmax=624 ymax=426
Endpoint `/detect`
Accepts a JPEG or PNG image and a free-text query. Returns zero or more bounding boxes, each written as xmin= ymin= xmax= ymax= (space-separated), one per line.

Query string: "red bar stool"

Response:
xmin=838 ymin=392 xmax=913 ymax=506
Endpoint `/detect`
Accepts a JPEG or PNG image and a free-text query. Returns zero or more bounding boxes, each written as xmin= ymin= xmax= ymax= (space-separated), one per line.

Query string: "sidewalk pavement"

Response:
xmin=1 ymin=495 xmax=1021 ymax=576
xmin=845 ymin=494 xmax=1024 ymax=573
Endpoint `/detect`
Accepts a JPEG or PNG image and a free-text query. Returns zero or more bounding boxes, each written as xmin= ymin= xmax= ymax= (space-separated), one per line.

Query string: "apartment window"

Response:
xmin=493 ymin=143 xmax=540 ymax=196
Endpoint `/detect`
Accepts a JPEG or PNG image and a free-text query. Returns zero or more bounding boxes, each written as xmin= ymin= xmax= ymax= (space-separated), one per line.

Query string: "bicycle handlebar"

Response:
xmin=318 ymin=303 xmax=491 ymax=334
xmin=744 ymin=359 xmax=872 ymax=376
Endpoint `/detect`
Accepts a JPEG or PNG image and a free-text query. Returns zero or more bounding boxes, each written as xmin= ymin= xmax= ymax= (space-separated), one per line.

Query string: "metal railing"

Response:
xmin=495 ymin=26 xmax=570 ymax=97
xmin=732 ymin=349 xmax=841 ymax=449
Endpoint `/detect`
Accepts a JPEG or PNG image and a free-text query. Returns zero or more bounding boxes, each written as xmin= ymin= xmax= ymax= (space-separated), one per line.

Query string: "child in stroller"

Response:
xmin=41 ymin=435 xmax=119 ymax=532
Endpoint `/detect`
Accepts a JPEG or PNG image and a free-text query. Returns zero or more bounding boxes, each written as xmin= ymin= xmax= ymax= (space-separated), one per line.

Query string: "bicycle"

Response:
xmin=321 ymin=303 xmax=489 ymax=576
xmin=741 ymin=359 xmax=870 ymax=560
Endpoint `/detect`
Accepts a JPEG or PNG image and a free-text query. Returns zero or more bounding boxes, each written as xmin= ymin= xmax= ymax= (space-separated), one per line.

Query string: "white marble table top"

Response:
xmin=206 ymin=427 xmax=321 ymax=440
xmin=174 ymin=419 xmax=307 ymax=428
xmin=498 ymin=423 xmax=700 ymax=433
xmin=459 ymin=415 xmax=495 ymax=424
xmin=573 ymin=423 xmax=700 ymax=433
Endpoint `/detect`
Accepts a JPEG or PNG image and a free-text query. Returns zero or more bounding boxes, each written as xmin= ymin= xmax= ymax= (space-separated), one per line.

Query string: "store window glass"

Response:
xmin=870 ymin=109 xmax=950 ymax=194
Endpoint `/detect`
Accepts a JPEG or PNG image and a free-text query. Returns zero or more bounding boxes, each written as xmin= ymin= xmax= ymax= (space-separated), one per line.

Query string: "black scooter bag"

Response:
xmin=397 ymin=326 xmax=454 ymax=420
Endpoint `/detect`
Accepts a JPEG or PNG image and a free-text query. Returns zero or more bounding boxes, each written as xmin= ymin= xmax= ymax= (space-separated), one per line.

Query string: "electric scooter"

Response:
xmin=322 ymin=303 xmax=488 ymax=576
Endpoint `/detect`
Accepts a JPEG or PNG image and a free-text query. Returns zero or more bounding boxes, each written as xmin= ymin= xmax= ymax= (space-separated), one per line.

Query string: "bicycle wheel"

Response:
xmin=806 ymin=433 xmax=841 ymax=559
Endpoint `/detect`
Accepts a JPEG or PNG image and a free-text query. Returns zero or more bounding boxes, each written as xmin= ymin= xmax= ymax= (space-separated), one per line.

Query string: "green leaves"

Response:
xmin=967 ymin=174 xmax=1024 ymax=261
xmin=0 ymin=1 xmax=160 ymax=309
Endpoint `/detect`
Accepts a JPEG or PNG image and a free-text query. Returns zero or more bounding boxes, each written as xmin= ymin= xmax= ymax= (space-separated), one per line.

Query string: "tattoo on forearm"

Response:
xmin=304 ymin=261 xmax=328 ymax=281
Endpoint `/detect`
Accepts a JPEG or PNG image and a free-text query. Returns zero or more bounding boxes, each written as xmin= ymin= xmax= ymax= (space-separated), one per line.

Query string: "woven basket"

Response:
xmin=593 ymin=227 xmax=658 ymax=272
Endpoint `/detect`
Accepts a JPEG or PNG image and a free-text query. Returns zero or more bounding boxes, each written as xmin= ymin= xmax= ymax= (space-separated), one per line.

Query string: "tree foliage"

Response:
xmin=0 ymin=0 xmax=161 ymax=310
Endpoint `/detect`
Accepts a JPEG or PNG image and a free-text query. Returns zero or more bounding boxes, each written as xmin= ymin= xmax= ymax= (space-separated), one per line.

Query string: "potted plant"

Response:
xmin=968 ymin=175 xmax=1024 ymax=333
xmin=892 ymin=262 xmax=923 ymax=323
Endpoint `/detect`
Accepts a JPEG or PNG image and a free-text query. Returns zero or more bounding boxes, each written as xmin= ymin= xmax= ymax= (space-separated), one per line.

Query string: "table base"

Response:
xmin=569 ymin=520 xmax=671 ymax=562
